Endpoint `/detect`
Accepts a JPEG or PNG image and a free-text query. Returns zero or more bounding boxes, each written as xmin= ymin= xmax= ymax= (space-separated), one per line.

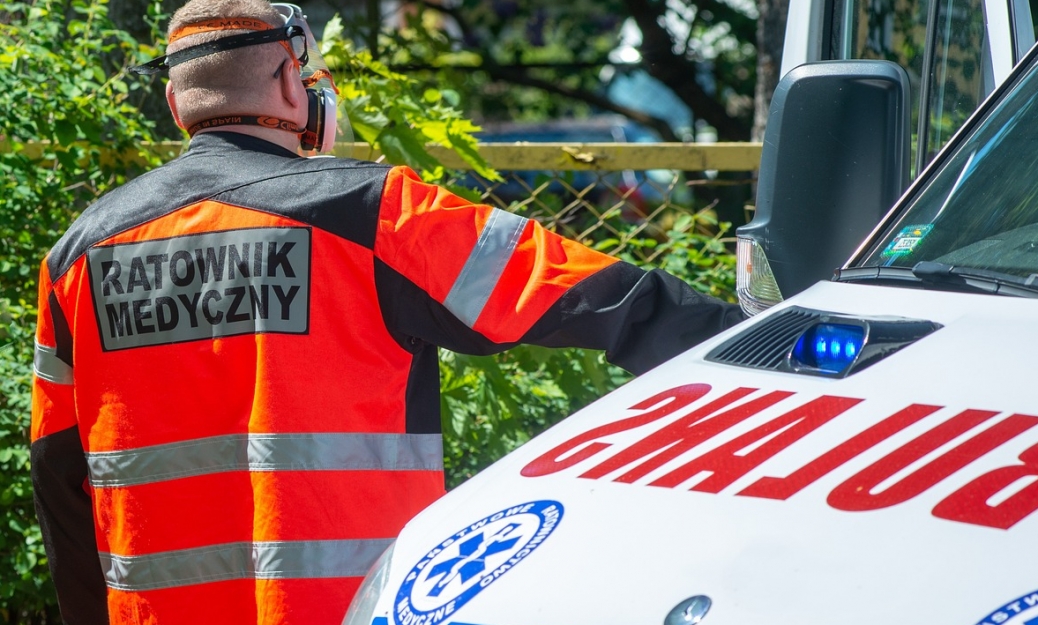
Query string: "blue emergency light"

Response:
xmin=791 ymin=323 xmax=866 ymax=375
xmin=705 ymin=306 xmax=941 ymax=379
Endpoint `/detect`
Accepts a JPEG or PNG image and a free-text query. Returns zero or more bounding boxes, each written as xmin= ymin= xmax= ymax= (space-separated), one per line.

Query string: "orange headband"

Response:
xmin=168 ymin=18 xmax=273 ymax=43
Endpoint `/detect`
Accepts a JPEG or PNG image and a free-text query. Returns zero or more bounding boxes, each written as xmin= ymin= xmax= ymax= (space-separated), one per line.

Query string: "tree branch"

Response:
xmin=404 ymin=0 xmax=747 ymax=140
xmin=623 ymin=0 xmax=752 ymax=140
xmin=696 ymin=0 xmax=757 ymax=43
xmin=485 ymin=64 xmax=681 ymax=141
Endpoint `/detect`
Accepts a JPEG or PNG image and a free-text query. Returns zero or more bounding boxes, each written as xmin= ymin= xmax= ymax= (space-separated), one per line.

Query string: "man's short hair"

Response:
xmin=167 ymin=0 xmax=288 ymax=127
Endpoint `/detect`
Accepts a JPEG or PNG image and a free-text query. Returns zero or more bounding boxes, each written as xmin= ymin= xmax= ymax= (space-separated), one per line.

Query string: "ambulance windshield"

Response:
xmin=857 ymin=51 xmax=1038 ymax=287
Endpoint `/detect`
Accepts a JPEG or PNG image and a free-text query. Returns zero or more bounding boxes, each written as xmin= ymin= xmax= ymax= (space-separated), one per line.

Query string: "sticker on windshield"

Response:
xmin=881 ymin=224 xmax=933 ymax=259
xmin=393 ymin=500 xmax=564 ymax=625
xmin=973 ymin=589 xmax=1038 ymax=625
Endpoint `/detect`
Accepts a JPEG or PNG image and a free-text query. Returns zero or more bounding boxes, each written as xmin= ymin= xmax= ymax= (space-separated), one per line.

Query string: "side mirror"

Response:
xmin=737 ymin=60 xmax=911 ymax=311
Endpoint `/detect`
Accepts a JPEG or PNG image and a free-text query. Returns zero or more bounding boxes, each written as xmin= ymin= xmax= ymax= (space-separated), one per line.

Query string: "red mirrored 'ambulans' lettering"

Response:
xmin=652 ymin=396 xmax=861 ymax=492
xmin=520 ymin=384 xmax=1038 ymax=530
xmin=828 ymin=411 xmax=1036 ymax=512
xmin=519 ymin=384 xmax=714 ymax=477
xmin=932 ymin=437 xmax=1038 ymax=529
xmin=580 ymin=388 xmax=788 ymax=482
xmin=738 ymin=404 xmax=942 ymax=500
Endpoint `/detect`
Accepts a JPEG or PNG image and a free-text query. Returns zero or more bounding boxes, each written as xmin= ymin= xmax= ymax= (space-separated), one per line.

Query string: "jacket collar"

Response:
xmin=186 ymin=131 xmax=300 ymax=158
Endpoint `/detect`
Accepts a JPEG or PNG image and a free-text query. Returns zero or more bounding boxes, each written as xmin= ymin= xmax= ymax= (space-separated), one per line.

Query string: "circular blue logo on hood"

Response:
xmin=393 ymin=500 xmax=564 ymax=625
xmin=974 ymin=590 xmax=1038 ymax=625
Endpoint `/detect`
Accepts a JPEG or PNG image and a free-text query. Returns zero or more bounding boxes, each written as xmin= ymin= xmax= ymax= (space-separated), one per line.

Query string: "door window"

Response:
xmin=830 ymin=0 xmax=989 ymax=176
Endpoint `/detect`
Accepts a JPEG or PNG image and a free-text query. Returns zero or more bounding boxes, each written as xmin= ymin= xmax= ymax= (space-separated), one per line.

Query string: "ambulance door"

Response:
xmin=781 ymin=0 xmax=1035 ymax=175
xmin=738 ymin=0 xmax=1038 ymax=312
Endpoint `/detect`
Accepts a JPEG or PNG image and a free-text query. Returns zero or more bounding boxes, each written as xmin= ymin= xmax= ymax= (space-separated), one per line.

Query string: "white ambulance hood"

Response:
xmin=361 ymin=281 xmax=1038 ymax=625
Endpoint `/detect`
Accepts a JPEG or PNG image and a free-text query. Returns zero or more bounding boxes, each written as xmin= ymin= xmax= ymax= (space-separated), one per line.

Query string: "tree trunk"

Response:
xmin=753 ymin=0 xmax=790 ymax=141
xmin=107 ymin=0 xmax=185 ymax=139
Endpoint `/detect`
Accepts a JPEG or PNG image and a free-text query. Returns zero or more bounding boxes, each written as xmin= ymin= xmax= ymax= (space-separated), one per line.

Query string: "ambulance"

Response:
xmin=342 ymin=0 xmax=1038 ymax=621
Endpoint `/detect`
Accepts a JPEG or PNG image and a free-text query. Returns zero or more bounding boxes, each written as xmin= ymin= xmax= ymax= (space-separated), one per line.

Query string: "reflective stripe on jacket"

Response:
xmin=31 ymin=132 xmax=743 ymax=625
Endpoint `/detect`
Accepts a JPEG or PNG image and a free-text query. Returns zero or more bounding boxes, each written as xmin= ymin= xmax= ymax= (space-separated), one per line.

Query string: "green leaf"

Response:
xmin=323 ymin=14 xmax=344 ymax=46
xmin=378 ymin=124 xmax=443 ymax=174
xmin=54 ymin=120 xmax=78 ymax=146
xmin=450 ymin=141 xmax=499 ymax=182
xmin=441 ymin=89 xmax=461 ymax=107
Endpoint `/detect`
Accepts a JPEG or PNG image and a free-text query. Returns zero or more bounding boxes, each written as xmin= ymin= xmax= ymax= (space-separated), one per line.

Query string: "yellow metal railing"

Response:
xmin=8 ymin=140 xmax=761 ymax=171
xmin=339 ymin=142 xmax=762 ymax=172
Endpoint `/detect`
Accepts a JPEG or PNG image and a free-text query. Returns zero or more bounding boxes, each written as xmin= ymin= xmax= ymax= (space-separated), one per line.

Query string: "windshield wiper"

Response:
xmin=835 ymin=261 xmax=1038 ymax=297
xmin=910 ymin=261 xmax=1038 ymax=295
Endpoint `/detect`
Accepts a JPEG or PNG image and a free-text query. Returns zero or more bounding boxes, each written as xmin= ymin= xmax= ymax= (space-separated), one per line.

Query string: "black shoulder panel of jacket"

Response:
xmin=49 ymin=291 xmax=74 ymax=368
xmin=46 ymin=132 xmax=392 ymax=281
xmin=520 ymin=262 xmax=745 ymax=375
xmin=31 ymin=426 xmax=109 ymax=625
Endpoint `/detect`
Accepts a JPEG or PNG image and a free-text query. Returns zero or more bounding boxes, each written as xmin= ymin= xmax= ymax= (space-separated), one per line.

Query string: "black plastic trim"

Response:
xmin=706 ymin=306 xmax=941 ymax=378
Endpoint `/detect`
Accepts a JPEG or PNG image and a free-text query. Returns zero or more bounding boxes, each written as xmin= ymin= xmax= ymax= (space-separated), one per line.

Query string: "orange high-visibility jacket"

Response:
xmin=31 ymin=132 xmax=743 ymax=625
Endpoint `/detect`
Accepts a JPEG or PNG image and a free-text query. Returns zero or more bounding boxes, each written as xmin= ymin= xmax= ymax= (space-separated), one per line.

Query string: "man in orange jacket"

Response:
xmin=30 ymin=0 xmax=743 ymax=623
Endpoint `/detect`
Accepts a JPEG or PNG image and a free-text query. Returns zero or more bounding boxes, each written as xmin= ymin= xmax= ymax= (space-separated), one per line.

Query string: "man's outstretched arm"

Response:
xmin=372 ymin=166 xmax=744 ymax=372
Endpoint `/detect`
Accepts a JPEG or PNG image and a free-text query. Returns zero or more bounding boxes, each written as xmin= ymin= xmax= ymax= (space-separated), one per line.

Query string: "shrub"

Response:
xmin=0 ymin=0 xmax=159 ymax=619
xmin=0 ymin=0 xmax=162 ymax=301
xmin=0 ymin=301 xmax=56 ymax=624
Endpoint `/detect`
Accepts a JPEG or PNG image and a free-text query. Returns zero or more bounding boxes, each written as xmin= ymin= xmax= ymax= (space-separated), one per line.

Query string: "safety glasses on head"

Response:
xmin=130 ymin=19 xmax=307 ymax=75
xmin=270 ymin=3 xmax=341 ymax=152
xmin=270 ymin=3 xmax=338 ymax=93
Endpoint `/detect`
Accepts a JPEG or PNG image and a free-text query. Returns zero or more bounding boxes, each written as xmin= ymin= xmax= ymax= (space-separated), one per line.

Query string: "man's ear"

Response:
xmin=166 ymin=81 xmax=185 ymax=130
xmin=278 ymin=61 xmax=304 ymax=112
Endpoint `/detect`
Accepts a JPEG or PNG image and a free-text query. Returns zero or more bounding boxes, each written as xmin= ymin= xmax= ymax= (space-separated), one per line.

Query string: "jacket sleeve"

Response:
xmin=373 ymin=166 xmax=744 ymax=374
xmin=30 ymin=258 xmax=109 ymax=625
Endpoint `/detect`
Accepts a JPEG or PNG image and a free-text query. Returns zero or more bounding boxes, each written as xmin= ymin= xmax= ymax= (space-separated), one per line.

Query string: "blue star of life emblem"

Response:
xmin=425 ymin=522 xmax=523 ymax=597
xmin=393 ymin=500 xmax=564 ymax=625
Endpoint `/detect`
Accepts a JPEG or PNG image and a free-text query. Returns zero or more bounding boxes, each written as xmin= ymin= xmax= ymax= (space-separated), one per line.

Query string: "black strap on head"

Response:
xmin=130 ymin=25 xmax=306 ymax=75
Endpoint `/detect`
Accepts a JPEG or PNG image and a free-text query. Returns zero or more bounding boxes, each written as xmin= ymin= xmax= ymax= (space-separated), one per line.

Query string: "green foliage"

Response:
xmin=608 ymin=209 xmax=737 ymax=300
xmin=0 ymin=0 xmax=160 ymax=619
xmin=320 ymin=16 xmax=499 ymax=184
xmin=337 ymin=0 xmax=760 ymax=139
xmin=441 ymin=346 xmax=629 ymax=487
xmin=0 ymin=0 xmax=162 ymax=302
xmin=373 ymin=1 xmax=622 ymax=123
xmin=0 ymin=300 xmax=58 ymax=624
